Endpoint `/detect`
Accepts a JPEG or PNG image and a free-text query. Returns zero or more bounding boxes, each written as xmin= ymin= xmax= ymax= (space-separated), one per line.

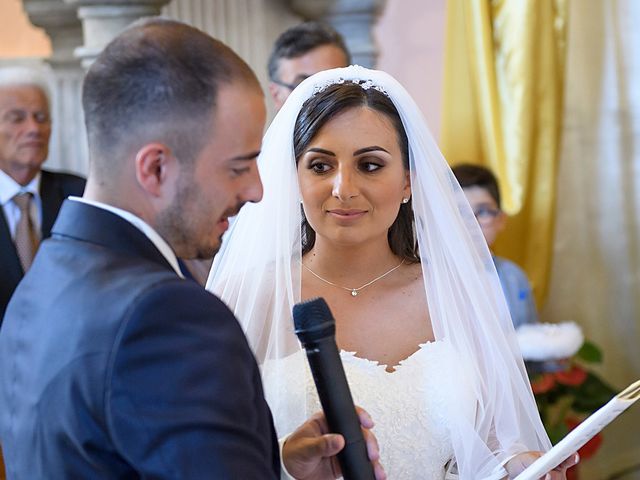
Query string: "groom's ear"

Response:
xmin=134 ymin=143 xmax=178 ymax=198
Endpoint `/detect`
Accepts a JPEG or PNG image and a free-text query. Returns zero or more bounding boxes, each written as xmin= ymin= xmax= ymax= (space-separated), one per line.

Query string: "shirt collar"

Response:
xmin=0 ymin=169 xmax=41 ymax=206
xmin=69 ymin=196 xmax=184 ymax=278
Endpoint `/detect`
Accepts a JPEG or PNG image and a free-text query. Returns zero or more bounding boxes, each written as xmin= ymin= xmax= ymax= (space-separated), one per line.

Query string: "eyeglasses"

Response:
xmin=473 ymin=206 xmax=501 ymax=222
xmin=271 ymin=77 xmax=309 ymax=92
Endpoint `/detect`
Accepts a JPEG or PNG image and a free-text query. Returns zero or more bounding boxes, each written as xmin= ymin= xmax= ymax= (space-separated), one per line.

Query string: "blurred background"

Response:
xmin=1 ymin=0 xmax=638 ymax=478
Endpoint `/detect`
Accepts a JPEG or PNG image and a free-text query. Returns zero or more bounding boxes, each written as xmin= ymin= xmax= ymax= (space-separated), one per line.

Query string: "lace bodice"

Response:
xmin=262 ymin=340 xmax=476 ymax=479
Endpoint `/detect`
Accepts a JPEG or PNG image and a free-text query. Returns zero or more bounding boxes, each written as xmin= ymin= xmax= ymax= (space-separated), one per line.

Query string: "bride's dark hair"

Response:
xmin=293 ymin=82 xmax=419 ymax=262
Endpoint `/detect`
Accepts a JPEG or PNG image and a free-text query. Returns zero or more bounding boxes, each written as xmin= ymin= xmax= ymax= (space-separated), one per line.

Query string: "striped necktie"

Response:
xmin=13 ymin=192 xmax=39 ymax=271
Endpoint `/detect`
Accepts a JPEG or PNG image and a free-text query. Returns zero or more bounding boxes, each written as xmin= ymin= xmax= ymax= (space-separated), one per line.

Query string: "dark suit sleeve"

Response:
xmin=106 ymin=280 xmax=278 ymax=479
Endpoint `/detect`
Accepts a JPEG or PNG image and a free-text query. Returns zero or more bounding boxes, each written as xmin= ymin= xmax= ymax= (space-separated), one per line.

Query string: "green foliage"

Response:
xmin=546 ymin=420 xmax=570 ymax=445
xmin=572 ymin=372 xmax=617 ymax=413
xmin=576 ymin=341 xmax=602 ymax=363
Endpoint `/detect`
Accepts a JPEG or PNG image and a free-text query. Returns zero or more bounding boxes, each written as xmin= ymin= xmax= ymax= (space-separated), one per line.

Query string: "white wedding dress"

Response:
xmin=262 ymin=340 xmax=477 ymax=479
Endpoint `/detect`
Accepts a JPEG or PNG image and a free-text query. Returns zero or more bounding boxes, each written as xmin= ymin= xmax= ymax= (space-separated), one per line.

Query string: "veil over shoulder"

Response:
xmin=207 ymin=65 xmax=551 ymax=479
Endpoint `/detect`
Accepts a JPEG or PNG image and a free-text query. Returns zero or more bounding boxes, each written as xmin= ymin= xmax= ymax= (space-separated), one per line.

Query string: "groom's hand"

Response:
xmin=282 ymin=406 xmax=386 ymax=480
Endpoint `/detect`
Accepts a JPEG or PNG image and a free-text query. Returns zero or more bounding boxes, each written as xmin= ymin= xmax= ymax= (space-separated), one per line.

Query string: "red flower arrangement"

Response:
xmin=528 ymin=341 xmax=617 ymax=467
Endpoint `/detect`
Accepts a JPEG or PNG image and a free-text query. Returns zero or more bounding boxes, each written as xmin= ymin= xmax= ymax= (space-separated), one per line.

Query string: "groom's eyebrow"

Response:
xmin=230 ymin=150 xmax=261 ymax=161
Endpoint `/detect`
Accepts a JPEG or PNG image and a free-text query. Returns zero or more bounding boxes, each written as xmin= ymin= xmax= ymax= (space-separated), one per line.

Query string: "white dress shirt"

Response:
xmin=69 ymin=196 xmax=184 ymax=279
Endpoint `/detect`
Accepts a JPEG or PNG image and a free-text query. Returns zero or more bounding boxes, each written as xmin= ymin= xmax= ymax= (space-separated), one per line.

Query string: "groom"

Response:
xmin=0 ymin=19 xmax=382 ymax=479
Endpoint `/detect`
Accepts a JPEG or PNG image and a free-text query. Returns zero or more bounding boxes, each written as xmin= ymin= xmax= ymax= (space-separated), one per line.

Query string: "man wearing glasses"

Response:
xmin=267 ymin=21 xmax=350 ymax=112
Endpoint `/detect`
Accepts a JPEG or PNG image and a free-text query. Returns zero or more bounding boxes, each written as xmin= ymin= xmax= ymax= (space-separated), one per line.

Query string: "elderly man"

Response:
xmin=0 ymin=19 xmax=383 ymax=480
xmin=0 ymin=67 xmax=85 ymax=325
xmin=268 ymin=21 xmax=351 ymax=111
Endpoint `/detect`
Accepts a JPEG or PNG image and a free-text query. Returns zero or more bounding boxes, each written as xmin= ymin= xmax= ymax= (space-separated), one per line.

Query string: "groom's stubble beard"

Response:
xmin=215 ymin=201 xmax=247 ymax=246
xmin=155 ymin=169 xmax=212 ymax=260
xmin=156 ymin=172 xmax=248 ymax=260
xmin=195 ymin=201 xmax=246 ymax=259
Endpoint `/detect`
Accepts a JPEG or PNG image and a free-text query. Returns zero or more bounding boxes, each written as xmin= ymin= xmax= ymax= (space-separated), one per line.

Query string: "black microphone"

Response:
xmin=293 ymin=297 xmax=376 ymax=480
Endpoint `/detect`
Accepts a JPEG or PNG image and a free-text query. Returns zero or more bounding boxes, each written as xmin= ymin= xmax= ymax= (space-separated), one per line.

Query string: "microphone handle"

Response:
xmin=304 ymin=337 xmax=376 ymax=480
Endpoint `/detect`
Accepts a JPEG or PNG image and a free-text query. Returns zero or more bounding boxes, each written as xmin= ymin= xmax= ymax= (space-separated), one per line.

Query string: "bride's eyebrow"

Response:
xmin=305 ymin=147 xmax=335 ymax=157
xmin=354 ymin=146 xmax=389 ymax=155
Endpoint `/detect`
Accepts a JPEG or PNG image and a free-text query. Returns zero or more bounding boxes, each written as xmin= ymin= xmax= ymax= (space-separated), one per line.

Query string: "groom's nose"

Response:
xmin=240 ymin=162 xmax=264 ymax=205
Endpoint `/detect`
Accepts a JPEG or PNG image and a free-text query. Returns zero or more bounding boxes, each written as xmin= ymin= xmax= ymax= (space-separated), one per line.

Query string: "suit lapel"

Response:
xmin=52 ymin=200 xmax=177 ymax=274
xmin=39 ymin=171 xmax=65 ymax=238
xmin=0 ymin=208 xmax=24 ymax=280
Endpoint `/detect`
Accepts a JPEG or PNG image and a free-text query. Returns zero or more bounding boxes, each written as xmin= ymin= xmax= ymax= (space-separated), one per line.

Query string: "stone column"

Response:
xmin=22 ymin=0 xmax=88 ymax=174
xmin=23 ymin=0 xmax=83 ymax=68
xmin=162 ymin=0 xmax=302 ymax=118
xmin=64 ymin=0 xmax=171 ymax=67
xmin=288 ymin=0 xmax=386 ymax=68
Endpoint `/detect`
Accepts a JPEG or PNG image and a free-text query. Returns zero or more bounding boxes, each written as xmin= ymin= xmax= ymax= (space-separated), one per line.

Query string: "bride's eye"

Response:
xmin=309 ymin=161 xmax=331 ymax=174
xmin=360 ymin=160 xmax=383 ymax=173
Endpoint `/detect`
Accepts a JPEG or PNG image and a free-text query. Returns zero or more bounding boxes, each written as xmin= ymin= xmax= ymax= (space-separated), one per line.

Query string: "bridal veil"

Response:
xmin=206 ymin=66 xmax=551 ymax=479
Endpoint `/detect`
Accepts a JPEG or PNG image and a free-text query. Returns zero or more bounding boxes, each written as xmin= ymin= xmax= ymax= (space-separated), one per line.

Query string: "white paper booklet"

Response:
xmin=515 ymin=379 xmax=640 ymax=480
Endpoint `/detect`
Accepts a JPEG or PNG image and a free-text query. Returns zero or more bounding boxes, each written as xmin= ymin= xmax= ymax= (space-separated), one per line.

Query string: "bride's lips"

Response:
xmin=327 ymin=209 xmax=367 ymax=222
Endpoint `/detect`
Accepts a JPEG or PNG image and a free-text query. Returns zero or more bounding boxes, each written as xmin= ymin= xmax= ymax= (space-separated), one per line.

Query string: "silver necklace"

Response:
xmin=302 ymin=259 xmax=405 ymax=297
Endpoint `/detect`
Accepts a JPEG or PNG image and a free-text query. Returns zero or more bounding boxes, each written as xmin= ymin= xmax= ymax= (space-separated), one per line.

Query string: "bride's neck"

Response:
xmin=304 ymin=236 xmax=401 ymax=281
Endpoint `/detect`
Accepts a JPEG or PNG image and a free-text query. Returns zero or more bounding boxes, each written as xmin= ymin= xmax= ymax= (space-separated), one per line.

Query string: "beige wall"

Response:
xmin=0 ymin=0 xmax=51 ymax=58
xmin=375 ymin=0 xmax=447 ymax=141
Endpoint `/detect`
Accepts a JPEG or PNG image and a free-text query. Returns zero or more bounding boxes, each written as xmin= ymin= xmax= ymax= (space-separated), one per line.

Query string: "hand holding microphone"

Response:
xmin=282 ymin=407 xmax=384 ymax=480
xmin=291 ymin=297 xmax=379 ymax=480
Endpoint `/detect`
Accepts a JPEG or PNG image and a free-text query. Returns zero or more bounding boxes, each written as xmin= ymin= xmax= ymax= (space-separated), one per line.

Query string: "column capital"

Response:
xmin=22 ymin=0 xmax=83 ymax=67
xmin=63 ymin=0 xmax=172 ymax=66
xmin=288 ymin=0 xmax=385 ymax=19
xmin=286 ymin=0 xmax=386 ymax=68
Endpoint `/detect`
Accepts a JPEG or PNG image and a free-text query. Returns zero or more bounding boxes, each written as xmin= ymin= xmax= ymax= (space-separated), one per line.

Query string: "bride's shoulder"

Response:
xmin=404 ymin=259 xmax=423 ymax=274
xmin=385 ymin=260 xmax=425 ymax=303
xmin=400 ymin=260 xmax=424 ymax=285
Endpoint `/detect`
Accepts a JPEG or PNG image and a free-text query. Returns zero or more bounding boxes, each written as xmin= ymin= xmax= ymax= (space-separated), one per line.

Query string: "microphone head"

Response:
xmin=293 ymin=297 xmax=336 ymax=344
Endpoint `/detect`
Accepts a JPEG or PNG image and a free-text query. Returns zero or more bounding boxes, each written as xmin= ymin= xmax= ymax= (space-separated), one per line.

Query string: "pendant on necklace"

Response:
xmin=351 ymin=290 xmax=358 ymax=297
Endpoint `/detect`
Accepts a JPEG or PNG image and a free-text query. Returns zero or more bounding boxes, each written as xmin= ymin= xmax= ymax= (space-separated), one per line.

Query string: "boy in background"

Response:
xmin=452 ymin=164 xmax=539 ymax=329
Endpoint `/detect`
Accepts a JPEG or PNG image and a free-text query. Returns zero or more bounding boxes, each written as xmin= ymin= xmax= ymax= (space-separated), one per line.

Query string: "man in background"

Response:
xmin=268 ymin=21 xmax=351 ymax=111
xmin=0 ymin=67 xmax=85 ymax=325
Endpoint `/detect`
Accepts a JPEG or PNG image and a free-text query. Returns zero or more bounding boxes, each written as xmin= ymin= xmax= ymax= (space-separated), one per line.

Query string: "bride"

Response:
xmin=207 ymin=66 xmax=576 ymax=479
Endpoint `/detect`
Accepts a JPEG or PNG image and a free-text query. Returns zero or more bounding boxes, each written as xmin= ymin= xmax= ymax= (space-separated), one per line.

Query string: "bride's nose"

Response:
xmin=331 ymin=166 xmax=359 ymax=201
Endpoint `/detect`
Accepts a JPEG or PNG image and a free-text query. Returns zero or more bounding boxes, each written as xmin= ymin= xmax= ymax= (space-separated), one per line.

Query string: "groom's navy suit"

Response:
xmin=0 ymin=200 xmax=279 ymax=479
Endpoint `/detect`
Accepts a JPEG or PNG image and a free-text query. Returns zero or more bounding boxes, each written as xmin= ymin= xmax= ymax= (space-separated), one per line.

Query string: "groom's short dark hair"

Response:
xmin=83 ymin=18 xmax=259 ymax=172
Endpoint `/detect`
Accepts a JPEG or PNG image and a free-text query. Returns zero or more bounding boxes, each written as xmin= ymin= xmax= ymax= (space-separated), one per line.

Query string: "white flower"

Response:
xmin=516 ymin=322 xmax=584 ymax=361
